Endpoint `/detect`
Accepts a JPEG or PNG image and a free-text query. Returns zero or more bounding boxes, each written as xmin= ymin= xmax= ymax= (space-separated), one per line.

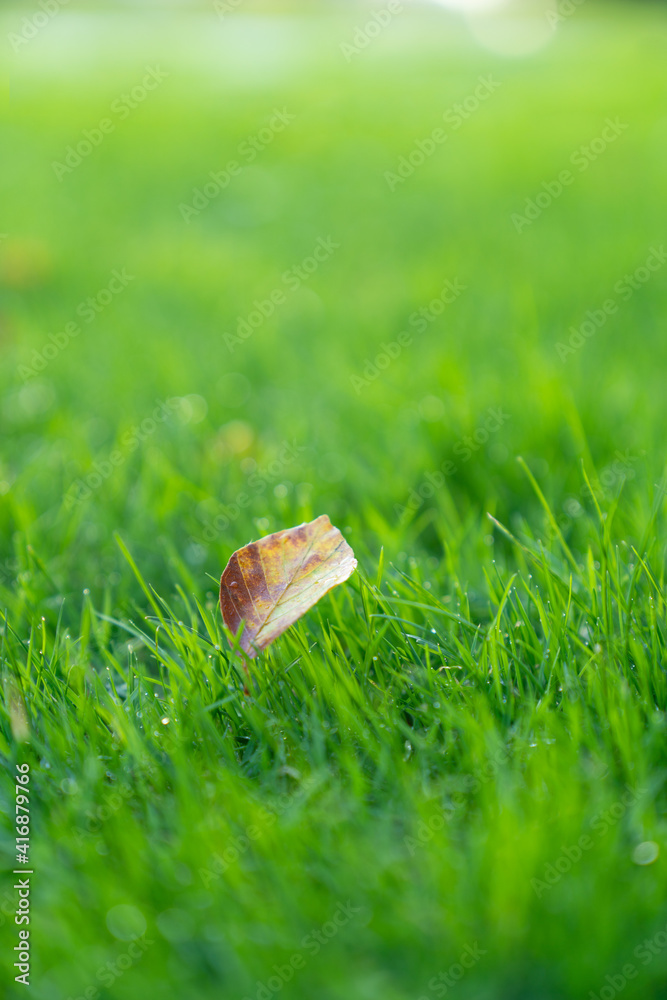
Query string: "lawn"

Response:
xmin=2 ymin=2 xmax=667 ymax=998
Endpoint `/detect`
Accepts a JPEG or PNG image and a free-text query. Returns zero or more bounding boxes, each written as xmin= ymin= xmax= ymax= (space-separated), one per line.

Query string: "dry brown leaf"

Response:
xmin=219 ymin=514 xmax=357 ymax=658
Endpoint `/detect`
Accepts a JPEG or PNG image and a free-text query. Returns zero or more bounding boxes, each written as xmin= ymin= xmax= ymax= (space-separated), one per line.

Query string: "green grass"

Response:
xmin=2 ymin=3 xmax=667 ymax=998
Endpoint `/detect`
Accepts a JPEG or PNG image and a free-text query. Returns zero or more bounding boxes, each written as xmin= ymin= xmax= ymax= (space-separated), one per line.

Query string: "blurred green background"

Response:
xmin=2 ymin=1 xmax=667 ymax=998
xmin=2 ymin=0 xmax=665 ymax=599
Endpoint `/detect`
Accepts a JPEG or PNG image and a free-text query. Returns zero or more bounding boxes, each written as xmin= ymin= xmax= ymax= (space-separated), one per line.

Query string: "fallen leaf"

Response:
xmin=219 ymin=515 xmax=357 ymax=658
